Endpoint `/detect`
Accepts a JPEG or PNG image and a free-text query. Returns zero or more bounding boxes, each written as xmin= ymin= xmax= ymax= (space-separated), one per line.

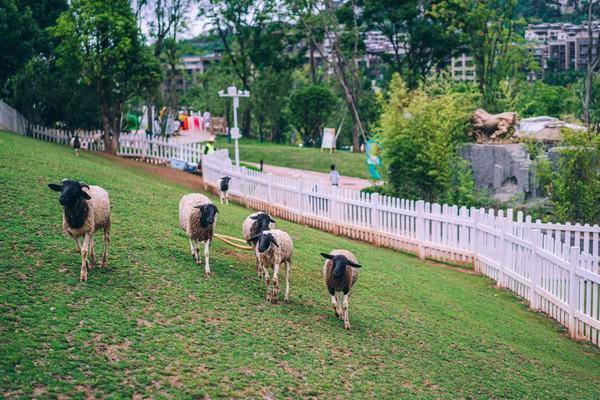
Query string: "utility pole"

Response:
xmin=218 ymin=85 xmax=250 ymax=167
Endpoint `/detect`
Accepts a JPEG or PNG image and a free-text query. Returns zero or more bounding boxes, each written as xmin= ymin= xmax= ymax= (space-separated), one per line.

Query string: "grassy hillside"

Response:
xmin=215 ymin=136 xmax=372 ymax=180
xmin=1 ymin=131 xmax=599 ymax=399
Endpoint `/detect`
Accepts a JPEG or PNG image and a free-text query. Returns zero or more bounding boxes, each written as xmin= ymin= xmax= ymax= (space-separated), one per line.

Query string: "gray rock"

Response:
xmin=460 ymin=143 xmax=534 ymax=201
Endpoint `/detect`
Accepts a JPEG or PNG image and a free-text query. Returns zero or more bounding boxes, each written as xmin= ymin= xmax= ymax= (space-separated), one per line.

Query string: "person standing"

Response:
xmin=329 ymin=164 xmax=340 ymax=187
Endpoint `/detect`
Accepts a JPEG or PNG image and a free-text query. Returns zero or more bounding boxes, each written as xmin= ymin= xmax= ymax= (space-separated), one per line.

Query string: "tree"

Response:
xmin=379 ymin=75 xmax=479 ymax=205
xmin=251 ymin=68 xmax=293 ymax=142
xmin=291 ymin=0 xmax=369 ymax=151
xmin=583 ymin=0 xmax=600 ymax=129
xmin=433 ymin=0 xmax=520 ymax=108
xmin=52 ymin=0 xmax=161 ymax=153
xmin=0 ymin=0 xmax=38 ymax=86
xmin=289 ymin=84 xmax=336 ymax=146
xmin=361 ymin=0 xmax=457 ymax=89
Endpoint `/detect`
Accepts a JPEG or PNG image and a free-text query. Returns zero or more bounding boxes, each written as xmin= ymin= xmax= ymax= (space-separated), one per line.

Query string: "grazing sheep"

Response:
xmin=320 ymin=250 xmax=362 ymax=330
xmin=251 ymin=230 xmax=293 ymax=303
xmin=179 ymin=193 xmax=218 ymax=277
xmin=70 ymin=135 xmax=81 ymax=157
xmin=242 ymin=212 xmax=276 ymax=277
xmin=48 ymin=179 xmax=111 ymax=282
xmin=219 ymin=177 xmax=231 ymax=204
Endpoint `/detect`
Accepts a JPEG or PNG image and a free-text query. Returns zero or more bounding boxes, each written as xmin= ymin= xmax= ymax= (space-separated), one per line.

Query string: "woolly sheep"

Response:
xmin=320 ymin=249 xmax=362 ymax=330
xmin=251 ymin=229 xmax=293 ymax=303
xmin=219 ymin=176 xmax=231 ymax=204
xmin=48 ymin=179 xmax=111 ymax=282
xmin=242 ymin=212 xmax=276 ymax=277
xmin=179 ymin=193 xmax=219 ymax=277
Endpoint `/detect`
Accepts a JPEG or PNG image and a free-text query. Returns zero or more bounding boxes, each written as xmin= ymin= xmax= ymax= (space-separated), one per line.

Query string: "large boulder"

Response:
xmin=461 ymin=143 xmax=533 ymax=202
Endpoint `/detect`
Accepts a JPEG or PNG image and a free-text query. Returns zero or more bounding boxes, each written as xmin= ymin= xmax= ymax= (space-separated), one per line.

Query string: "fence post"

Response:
xmin=371 ymin=193 xmax=380 ymax=245
xmin=471 ymin=207 xmax=480 ymax=272
xmin=500 ymin=209 xmax=513 ymax=288
xmin=298 ymin=180 xmax=305 ymax=221
xmin=267 ymin=173 xmax=273 ymax=203
xmin=530 ymin=229 xmax=542 ymax=310
xmin=416 ymin=200 xmax=425 ymax=260
xmin=331 ymin=186 xmax=339 ymax=234
xmin=568 ymin=246 xmax=580 ymax=339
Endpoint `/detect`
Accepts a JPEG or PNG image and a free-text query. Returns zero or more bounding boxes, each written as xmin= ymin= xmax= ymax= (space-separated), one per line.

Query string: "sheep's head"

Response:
xmin=250 ymin=232 xmax=279 ymax=253
xmin=220 ymin=176 xmax=231 ymax=191
xmin=250 ymin=213 xmax=276 ymax=235
xmin=193 ymin=203 xmax=219 ymax=228
xmin=320 ymin=253 xmax=362 ymax=278
xmin=48 ymin=179 xmax=90 ymax=207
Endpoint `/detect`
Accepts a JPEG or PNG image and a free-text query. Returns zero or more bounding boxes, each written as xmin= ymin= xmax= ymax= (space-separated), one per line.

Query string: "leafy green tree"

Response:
xmin=361 ymin=0 xmax=457 ymax=89
xmin=433 ymin=0 xmax=522 ymax=108
xmin=514 ymin=81 xmax=579 ymax=118
xmin=0 ymin=0 xmax=37 ymax=85
xmin=548 ymin=130 xmax=600 ymax=224
xmin=379 ymin=75 xmax=480 ymax=205
xmin=251 ymin=68 xmax=293 ymax=143
xmin=289 ymin=84 xmax=336 ymax=146
xmin=51 ymin=0 xmax=161 ymax=153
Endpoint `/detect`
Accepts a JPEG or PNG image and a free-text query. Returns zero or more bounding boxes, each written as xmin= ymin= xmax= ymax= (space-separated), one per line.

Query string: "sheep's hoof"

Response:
xmin=204 ymin=270 xmax=211 ymax=278
xmin=344 ymin=322 xmax=351 ymax=330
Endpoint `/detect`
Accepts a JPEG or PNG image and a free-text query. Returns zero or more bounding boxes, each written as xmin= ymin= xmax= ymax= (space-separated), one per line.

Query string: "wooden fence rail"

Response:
xmin=202 ymin=149 xmax=600 ymax=347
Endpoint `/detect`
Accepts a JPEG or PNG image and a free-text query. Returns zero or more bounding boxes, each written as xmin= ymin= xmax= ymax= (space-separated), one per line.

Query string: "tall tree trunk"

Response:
xmin=101 ymin=104 xmax=113 ymax=154
xmin=309 ymin=44 xmax=317 ymax=84
xmin=351 ymin=122 xmax=360 ymax=152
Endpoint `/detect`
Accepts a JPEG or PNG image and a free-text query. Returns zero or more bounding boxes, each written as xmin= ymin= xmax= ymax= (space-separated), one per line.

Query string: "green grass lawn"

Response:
xmin=1 ymin=131 xmax=599 ymax=398
xmin=215 ymin=136 xmax=372 ymax=180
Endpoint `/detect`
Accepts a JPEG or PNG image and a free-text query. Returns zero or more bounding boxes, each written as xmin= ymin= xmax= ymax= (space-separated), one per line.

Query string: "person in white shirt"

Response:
xmin=329 ymin=164 xmax=340 ymax=187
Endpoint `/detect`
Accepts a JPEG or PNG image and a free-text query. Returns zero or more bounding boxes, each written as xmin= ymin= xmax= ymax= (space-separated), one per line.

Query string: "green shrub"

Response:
xmin=378 ymin=75 xmax=481 ymax=206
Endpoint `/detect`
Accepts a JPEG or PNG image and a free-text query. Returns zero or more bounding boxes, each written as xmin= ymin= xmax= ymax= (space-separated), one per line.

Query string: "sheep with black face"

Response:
xmin=251 ymin=229 xmax=293 ymax=303
xmin=179 ymin=193 xmax=219 ymax=277
xmin=321 ymin=250 xmax=362 ymax=330
xmin=242 ymin=212 xmax=276 ymax=277
xmin=48 ymin=179 xmax=111 ymax=282
xmin=219 ymin=176 xmax=231 ymax=204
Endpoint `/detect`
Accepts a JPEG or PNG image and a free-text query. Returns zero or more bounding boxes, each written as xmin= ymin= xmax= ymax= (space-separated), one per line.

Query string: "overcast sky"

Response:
xmin=139 ymin=2 xmax=207 ymax=41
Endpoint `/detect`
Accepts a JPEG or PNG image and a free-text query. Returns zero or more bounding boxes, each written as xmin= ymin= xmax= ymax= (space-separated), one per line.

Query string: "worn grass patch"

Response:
xmin=1 ymin=131 xmax=599 ymax=399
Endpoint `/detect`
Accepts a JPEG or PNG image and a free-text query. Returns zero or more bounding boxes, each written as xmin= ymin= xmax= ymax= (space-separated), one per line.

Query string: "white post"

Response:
xmin=530 ymin=229 xmax=542 ymax=310
xmin=470 ymin=207 xmax=480 ymax=271
xmin=568 ymin=246 xmax=580 ymax=338
xmin=233 ymin=96 xmax=240 ymax=167
xmin=371 ymin=193 xmax=380 ymax=231
xmin=267 ymin=173 xmax=273 ymax=202
xmin=416 ymin=200 xmax=425 ymax=260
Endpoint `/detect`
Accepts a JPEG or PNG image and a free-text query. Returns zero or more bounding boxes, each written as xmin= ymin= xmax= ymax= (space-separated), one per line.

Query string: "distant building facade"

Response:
xmin=171 ymin=53 xmax=221 ymax=92
xmin=450 ymin=53 xmax=476 ymax=81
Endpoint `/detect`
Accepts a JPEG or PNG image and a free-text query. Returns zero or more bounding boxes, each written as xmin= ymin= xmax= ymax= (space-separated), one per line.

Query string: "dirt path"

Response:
xmin=95 ymin=153 xmax=203 ymax=190
xmin=247 ymin=162 xmax=372 ymax=190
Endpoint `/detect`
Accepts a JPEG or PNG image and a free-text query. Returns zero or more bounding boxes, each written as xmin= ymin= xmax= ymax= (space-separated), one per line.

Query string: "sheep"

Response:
xmin=250 ymin=230 xmax=293 ymax=303
xmin=219 ymin=176 xmax=231 ymax=204
xmin=320 ymin=250 xmax=362 ymax=330
xmin=242 ymin=212 xmax=276 ymax=277
xmin=179 ymin=193 xmax=219 ymax=277
xmin=48 ymin=179 xmax=111 ymax=282
xmin=70 ymin=135 xmax=81 ymax=157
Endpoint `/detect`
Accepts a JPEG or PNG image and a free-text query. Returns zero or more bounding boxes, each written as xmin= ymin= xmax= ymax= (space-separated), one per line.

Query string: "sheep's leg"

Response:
xmin=225 ymin=192 xmax=229 ymax=205
xmin=271 ymin=263 xmax=280 ymax=303
xmin=256 ymin=257 xmax=263 ymax=278
xmin=331 ymin=294 xmax=341 ymax=319
xmin=342 ymin=294 xmax=350 ymax=330
xmin=189 ymin=238 xmax=198 ymax=262
xmin=101 ymin=226 xmax=109 ymax=268
xmin=74 ymin=237 xmax=82 ymax=253
xmin=284 ymin=261 xmax=291 ymax=302
xmin=219 ymin=193 xmax=224 ymax=204
xmin=89 ymin=237 xmax=96 ymax=268
xmin=80 ymin=234 xmax=91 ymax=282
xmin=203 ymin=239 xmax=211 ymax=278
xmin=263 ymin=267 xmax=272 ymax=302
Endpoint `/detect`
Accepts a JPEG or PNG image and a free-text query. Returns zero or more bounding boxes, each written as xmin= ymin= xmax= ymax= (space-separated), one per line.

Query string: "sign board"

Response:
xmin=230 ymin=127 xmax=241 ymax=140
xmin=321 ymin=128 xmax=336 ymax=151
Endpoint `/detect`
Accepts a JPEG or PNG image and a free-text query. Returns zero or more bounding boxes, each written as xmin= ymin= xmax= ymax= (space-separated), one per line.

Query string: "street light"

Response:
xmin=218 ymin=85 xmax=250 ymax=167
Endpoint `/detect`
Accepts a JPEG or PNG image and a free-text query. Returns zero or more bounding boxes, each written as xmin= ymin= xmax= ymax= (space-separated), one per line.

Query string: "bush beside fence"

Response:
xmin=202 ymin=149 xmax=600 ymax=347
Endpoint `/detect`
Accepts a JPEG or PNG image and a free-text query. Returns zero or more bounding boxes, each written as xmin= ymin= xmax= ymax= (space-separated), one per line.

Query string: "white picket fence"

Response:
xmin=117 ymin=132 xmax=202 ymax=165
xmin=0 ymin=99 xmax=28 ymax=135
xmin=202 ymin=149 xmax=600 ymax=347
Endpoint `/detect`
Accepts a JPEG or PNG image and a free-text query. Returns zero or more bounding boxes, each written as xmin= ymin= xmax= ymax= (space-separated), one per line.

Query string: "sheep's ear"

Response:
xmin=79 ymin=182 xmax=90 ymax=189
xmin=320 ymin=252 xmax=333 ymax=259
xmin=249 ymin=234 xmax=261 ymax=244
xmin=193 ymin=205 xmax=205 ymax=210
xmin=48 ymin=184 xmax=63 ymax=192
xmin=348 ymin=261 xmax=362 ymax=268
xmin=80 ymin=191 xmax=91 ymax=200
xmin=268 ymin=217 xmax=276 ymax=223
xmin=213 ymin=205 xmax=219 ymax=214
xmin=270 ymin=237 xmax=279 ymax=248
xmin=250 ymin=215 xmax=258 ymax=220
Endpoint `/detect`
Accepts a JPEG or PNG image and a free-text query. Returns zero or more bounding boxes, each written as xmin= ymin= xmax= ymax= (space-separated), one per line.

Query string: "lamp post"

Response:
xmin=218 ymin=85 xmax=250 ymax=167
